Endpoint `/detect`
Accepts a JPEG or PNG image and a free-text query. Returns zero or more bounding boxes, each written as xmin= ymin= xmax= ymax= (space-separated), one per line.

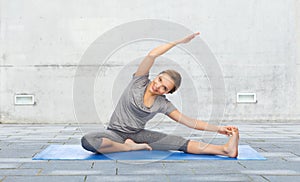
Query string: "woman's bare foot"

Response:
xmin=124 ymin=139 xmax=152 ymax=151
xmin=224 ymin=128 xmax=239 ymax=158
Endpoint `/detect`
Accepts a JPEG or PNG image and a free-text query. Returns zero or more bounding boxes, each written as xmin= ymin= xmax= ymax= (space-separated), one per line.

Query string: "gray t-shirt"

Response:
xmin=108 ymin=73 xmax=177 ymax=133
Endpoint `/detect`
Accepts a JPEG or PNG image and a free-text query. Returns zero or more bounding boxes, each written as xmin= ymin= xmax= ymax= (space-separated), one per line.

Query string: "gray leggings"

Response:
xmin=81 ymin=128 xmax=190 ymax=153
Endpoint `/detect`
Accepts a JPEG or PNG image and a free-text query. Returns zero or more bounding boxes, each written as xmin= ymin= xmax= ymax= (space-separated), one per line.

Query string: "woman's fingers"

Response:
xmin=192 ymin=32 xmax=200 ymax=39
xmin=179 ymin=32 xmax=200 ymax=44
xmin=226 ymin=126 xmax=239 ymax=136
xmin=188 ymin=32 xmax=200 ymax=40
xmin=226 ymin=126 xmax=235 ymax=136
xmin=219 ymin=126 xmax=238 ymax=136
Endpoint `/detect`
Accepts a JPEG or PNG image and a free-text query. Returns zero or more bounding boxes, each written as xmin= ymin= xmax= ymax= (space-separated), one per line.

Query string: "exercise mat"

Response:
xmin=33 ymin=145 xmax=266 ymax=160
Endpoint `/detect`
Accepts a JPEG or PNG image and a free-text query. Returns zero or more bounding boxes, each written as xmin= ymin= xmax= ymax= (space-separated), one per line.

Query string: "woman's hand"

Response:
xmin=218 ymin=126 xmax=238 ymax=136
xmin=175 ymin=32 xmax=200 ymax=44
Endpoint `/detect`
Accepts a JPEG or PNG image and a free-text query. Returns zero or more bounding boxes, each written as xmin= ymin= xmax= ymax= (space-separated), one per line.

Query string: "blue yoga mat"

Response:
xmin=33 ymin=145 xmax=265 ymax=160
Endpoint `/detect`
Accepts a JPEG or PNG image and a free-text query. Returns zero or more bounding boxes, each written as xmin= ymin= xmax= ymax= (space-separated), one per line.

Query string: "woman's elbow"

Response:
xmin=147 ymin=52 xmax=158 ymax=59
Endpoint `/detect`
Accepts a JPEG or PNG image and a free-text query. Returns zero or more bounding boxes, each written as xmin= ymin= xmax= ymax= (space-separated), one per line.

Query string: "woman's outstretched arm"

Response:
xmin=135 ymin=32 xmax=200 ymax=76
xmin=168 ymin=109 xmax=237 ymax=136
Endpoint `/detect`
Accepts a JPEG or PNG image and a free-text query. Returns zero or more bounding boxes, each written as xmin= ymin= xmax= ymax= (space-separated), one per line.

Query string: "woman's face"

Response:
xmin=149 ymin=73 xmax=175 ymax=95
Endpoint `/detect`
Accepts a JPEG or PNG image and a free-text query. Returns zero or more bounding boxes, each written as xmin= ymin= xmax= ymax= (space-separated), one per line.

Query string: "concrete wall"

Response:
xmin=296 ymin=0 xmax=300 ymax=120
xmin=0 ymin=0 xmax=299 ymax=123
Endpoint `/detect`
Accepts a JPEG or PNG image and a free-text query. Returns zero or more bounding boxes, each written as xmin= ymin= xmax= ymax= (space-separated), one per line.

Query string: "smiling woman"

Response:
xmin=150 ymin=72 xmax=176 ymax=93
xmin=81 ymin=32 xmax=240 ymax=158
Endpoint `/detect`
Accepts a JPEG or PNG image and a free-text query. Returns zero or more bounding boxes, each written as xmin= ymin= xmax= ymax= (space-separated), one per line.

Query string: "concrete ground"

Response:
xmin=0 ymin=121 xmax=299 ymax=182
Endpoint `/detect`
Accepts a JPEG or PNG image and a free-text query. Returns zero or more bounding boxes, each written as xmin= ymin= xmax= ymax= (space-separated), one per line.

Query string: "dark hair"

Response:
xmin=159 ymin=69 xmax=181 ymax=94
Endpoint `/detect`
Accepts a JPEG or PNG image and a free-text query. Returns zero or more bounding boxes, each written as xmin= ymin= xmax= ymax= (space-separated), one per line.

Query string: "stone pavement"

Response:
xmin=0 ymin=121 xmax=300 ymax=182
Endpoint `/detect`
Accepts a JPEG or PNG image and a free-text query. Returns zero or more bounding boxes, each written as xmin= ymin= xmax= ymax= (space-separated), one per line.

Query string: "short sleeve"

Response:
xmin=131 ymin=73 xmax=150 ymax=87
xmin=162 ymin=99 xmax=177 ymax=115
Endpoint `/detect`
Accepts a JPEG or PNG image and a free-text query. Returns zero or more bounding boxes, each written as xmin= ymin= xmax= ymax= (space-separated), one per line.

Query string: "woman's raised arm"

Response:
xmin=135 ymin=32 xmax=200 ymax=76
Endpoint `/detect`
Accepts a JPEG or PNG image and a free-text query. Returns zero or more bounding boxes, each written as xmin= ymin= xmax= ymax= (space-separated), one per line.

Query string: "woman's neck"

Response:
xmin=143 ymin=84 xmax=157 ymax=108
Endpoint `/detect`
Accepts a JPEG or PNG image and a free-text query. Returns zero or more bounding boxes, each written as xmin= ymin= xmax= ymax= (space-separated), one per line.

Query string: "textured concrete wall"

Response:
xmin=0 ymin=0 xmax=299 ymax=123
xmin=296 ymin=0 xmax=300 ymax=119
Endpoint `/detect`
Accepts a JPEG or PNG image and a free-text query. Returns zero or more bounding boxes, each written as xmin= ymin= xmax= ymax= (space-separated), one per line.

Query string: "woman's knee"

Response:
xmin=81 ymin=134 xmax=102 ymax=153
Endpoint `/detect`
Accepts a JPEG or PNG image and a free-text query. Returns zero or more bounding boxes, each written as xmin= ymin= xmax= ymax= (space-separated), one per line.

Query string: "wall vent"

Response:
xmin=14 ymin=94 xmax=35 ymax=105
xmin=237 ymin=93 xmax=257 ymax=103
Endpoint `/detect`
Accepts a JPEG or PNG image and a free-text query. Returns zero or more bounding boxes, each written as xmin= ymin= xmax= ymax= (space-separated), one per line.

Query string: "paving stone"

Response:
xmin=239 ymin=160 xmax=300 ymax=172
xmin=0 ymin=158 xmax=47 ymax=163
xmin=167 ymin=174 xmax=251 ymax=181
xmin=53 ymin=136 xmax=77 ymax=139
xmin=284 ymin=157 xmax=300 ymax=162
xmin=116 ymin=163 xmax=168 ymax=175
xmin=0 ymin=163 xmax=21 ymax=169
xmin=259 ymin=152 xmax=298 ymax=158
xmin=0 ymin=143 xmax=10 ymax=148
xmin=65 ymin=138 xmax=81 ymax=144
xmin=3 ymin=176 xmax=85 ymax=182
xmin=4 ymin=144 xmax=45 ymax=150
xmin=0 ymin=149 xmax=41 ymax=158
xmin=37 ymin=161 xmax=115 ymax=175
xmin=163 ymin=161 xmax=242 ymax=175
xmin=241 ymin=169 xmax=299 ymax=175
xmin=91 ymin=161 xmax=117 ymax=170
xmin=86 ymin=175 xmax=168 ymax=182
xmin=259 ymin=147 xmax=296 ymax=153
xmin=49 ymin=170 xmax=113 ymax=175
xmin=17 ymin=137 xmax=58 ymax=141
xmin=0 ymin=169 xmax=40 ymax=176
xmin=264 ymin=175 xmax=300 ymax=182
xmin=116 ymin=160 xmax=164 ymax=167
xmin=20 ymin=161 xmax=93 ymax=169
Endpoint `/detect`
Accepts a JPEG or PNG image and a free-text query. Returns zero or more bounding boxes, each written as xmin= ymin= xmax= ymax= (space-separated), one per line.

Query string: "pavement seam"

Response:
xmin=116 ymin=167 xmax=119 ymax=175
xmin=36 ymin=168 xmax=43 ymax=176
xmin=165 ymin=174 xmax=170 ymax=182
xmin=237 ymin=161 xmax=247 ymax=169
xmin=291 ymin=152 xmax=300 ymax=157
xmin=0 ymin=176 xmax=6 ymax=182
xmin=260 ymin=175 xmax=271 ymax=182
xmin=115 ymin=160 xmax=118 ymax=175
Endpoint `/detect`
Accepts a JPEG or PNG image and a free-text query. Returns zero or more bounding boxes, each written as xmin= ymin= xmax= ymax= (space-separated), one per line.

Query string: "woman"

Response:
xmin=81 ymin=32 xmax=239 ymax=157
